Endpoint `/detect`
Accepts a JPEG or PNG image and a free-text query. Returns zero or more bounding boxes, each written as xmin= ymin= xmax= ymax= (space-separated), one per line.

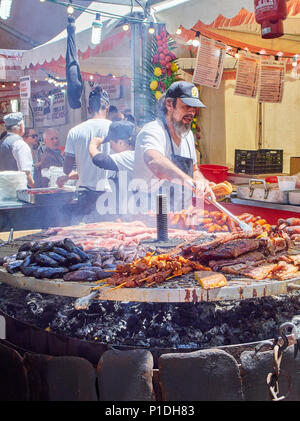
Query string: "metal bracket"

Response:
xmin=249 ymin=179 xmax=270 ymax=199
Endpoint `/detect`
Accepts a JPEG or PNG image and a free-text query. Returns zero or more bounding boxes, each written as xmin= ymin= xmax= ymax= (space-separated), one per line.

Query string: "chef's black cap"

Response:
xmin=166 ymin=81 xmax=206 ymax=108
xmin=104 ymin=120 xmax=135 ymax=143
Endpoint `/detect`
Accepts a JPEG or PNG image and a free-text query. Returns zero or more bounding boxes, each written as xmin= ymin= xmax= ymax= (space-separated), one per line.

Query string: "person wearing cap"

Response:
xmin=0 ymin=112 xmax=35 ymax=187
xmin=89 ymin=120 xmax=136 ymax=181
xmin=133 ymin=81 xmax=215 ymax=212
xmin=63 ymin=86 xmax=111 ymax=191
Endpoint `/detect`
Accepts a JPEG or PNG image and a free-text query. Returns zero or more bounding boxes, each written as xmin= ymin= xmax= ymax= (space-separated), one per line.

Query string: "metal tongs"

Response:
xmin=206 ymin=196 xmax=253 ymax=233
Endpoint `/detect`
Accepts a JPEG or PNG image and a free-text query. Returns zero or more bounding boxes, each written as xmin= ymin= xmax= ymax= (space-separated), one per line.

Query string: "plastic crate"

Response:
xmin=234 ymin=149 xmax=283 ymax=174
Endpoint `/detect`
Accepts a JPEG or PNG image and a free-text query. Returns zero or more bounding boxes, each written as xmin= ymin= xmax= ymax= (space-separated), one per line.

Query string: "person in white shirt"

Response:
xmin=0 ymin=112 xmax=35 ymax=187
xmin=63 ymin=86 xmax=111 ymax=191
xmin=88 ymin=120 xmax=136 ymax=215
xmin=133 ymin=81 xmax=215 ymax=212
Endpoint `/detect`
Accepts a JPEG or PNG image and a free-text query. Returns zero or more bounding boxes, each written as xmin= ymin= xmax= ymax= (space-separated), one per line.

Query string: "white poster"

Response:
xmin=20 ymin=99 xmax=29 ymax=116
xmin=19 ymin=75 xmax=31 ymax=99
xmin=192 ymin=36 xmax=226 ymax=89
xmin=31 ymin=90 xmax=66 ymax=128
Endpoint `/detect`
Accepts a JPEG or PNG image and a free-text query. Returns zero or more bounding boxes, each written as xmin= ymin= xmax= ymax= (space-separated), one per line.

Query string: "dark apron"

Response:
xmin=162 ymin=119 xmax=194 ymax=210
xmin=76 ymin=186 xmax=106 ymax=216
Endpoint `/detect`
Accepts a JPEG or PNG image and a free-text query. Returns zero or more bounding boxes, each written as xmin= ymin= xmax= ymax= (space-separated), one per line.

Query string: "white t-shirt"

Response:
xmin=12 ymin=139 xmax=33 ymax=172
xmin=133 ymin=119 xmax=197 ymax=211
xmin=110 ymin=149 xmax=134 ymax=183
xmin=65 ymin=118 xmax=111 ymax=190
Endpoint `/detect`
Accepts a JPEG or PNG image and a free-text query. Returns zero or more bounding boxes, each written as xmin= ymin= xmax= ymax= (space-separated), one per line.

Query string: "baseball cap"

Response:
xmin=104 ymin=120 xmax=135 ymax=143
xmin=166 ymin=81 xmax=206 ymax=108
xmin=3 ymin=112 xmax=24 ymax=128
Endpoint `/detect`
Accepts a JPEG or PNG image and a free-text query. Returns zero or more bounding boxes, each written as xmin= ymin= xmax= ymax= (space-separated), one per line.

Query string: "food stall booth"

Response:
xmin=1 ymin=0 xmax=300 ymax=402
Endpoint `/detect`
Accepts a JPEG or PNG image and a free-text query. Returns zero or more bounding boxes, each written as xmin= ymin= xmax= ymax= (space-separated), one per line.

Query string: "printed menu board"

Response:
xmin=192 ymin=36 xmax=226 ymax=89
xmin=258 ymin=59 xmax=285 ymax=103
xmin=234 ymin=52 xmax=260 ymax=98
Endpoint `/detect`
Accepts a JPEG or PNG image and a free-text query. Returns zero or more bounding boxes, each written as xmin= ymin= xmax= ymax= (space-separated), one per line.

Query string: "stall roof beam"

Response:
xmin=0 ymin=21 xmax=39 ymax=48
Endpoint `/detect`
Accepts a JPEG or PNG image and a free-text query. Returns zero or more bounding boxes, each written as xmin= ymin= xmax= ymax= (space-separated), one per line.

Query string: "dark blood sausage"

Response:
xmin=16 ymin=251 xmax=32 ymax=260
xmin=34 ymin=253 xmax=59 ymax=267
xmin=18 ymin=241 xmax=37 ymax=252
xmin=69 ymin=262 xmax=92 ymax=271
xmin=47 ymin=252 xmax=67 ymax=265
xmin=21 ymin=255 xmax=34 ymax=268
xmin=5 ymin=260 xmax=24 ymax=273
xmin=63 ymin=238 xmax=77 ymax=252
xmin=32 ymin=267 xmax=67 ymax=279
xmin=20 ymin=265 xmax=38 ymax=276
xmin=73 ymin=247 xmax=88 ymax=261
xmin=66 ymin=252 xmax=83 ymax=265
xmin=52 ymin=247 xmax=70 ymax=257
xmin=63 ymin=270 xmax=98 ymax=282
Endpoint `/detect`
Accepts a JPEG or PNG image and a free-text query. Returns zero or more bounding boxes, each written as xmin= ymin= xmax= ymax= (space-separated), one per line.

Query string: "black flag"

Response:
xmin=66 ymin=15 xmax=83 ymax=109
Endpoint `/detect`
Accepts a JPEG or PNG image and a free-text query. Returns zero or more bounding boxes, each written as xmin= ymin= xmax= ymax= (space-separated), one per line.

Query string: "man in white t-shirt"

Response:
xmin=63 ymin=86 xmax=111 ymax=191
xmin=0 ymin=112 xmax=35 ymax=187
xmin=133 ymin=81 xmax=215 ymax=212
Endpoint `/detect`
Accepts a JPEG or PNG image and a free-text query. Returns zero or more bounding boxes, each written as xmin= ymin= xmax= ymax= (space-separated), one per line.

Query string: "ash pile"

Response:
xmin=1 ymin=283 xmax=300 ymax=350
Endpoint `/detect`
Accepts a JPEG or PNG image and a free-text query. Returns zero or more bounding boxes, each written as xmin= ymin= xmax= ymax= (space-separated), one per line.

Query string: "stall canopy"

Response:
xmin=21 ymin=1 xmax=146 ymax=78
xmin=152 ymin=0 xmax=300 ymax=57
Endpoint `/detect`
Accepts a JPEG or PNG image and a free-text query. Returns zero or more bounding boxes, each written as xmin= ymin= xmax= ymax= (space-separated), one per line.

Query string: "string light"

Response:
xmin=148 ymin=22 xmax=155 ymax=35
xmin=91 ymin=13 xmax=102 ymax=44
xmin=0 ymin=0 xmax=13 ymax=20
xmin=122 ymin=19 xmax=129 ymax=31
xmin=67 ymin=1 xmax=74 ymax=15
xmin=192 ymin=31 xmax=200 ymax=47
xmin=176 ymin=27 xmax=182 ymax=35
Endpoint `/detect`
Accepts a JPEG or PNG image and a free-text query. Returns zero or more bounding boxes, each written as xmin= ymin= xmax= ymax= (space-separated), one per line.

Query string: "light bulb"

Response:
xmin=91 ymin=14 xmax=102 ymax=44
xmin=192 ymin=39 xmax=200 ymax=47
xmin=176 ymin=28 xmax=182 ymax=35
xmin=0 ymin=0 xmax=13 ymax=20
xmin=148 ymin=23 xmax=155 ymax=34
xmin=122 ymin=22 xmax=129 ymax=31
xmin=67 ymin=5 xmax=74 ymax=14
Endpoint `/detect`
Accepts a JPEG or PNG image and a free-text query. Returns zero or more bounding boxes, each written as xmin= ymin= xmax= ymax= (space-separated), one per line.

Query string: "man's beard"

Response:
xmin=172 ymin=118 xmax=190 ymax=137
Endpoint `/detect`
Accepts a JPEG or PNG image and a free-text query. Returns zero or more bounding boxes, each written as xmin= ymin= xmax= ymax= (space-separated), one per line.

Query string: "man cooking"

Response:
xmin=132 ymin=81 xmax=215 ymax=212
xmin=0 ymin=112 xmax=35 ymax=187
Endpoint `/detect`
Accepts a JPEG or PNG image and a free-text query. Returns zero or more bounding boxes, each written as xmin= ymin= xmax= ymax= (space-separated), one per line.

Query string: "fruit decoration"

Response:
xmin=191 ymin=106 xmax=201 ymax=153
xmin=149 ymin=28 xmax=180 ymax=101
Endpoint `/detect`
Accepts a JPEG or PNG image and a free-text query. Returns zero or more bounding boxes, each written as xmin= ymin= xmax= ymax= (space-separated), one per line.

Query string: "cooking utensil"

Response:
xmin=206 ymin=196 xmax=253 ymax=233
xmin=74 ymin=290 xmax=99 ymax=310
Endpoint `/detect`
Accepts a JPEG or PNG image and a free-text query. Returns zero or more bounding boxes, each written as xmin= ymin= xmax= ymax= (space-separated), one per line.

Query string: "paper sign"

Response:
xmin=192 ymin=36 xmax=226 ymax=89
xmin=258 ymin=59 xmax=285 ymax=103
xmin=234 ymin=52 xmax=260 ymax=98
xmin=31 ymin=90 xmax=66 ymax=128
xmin=20 ymin=99 xmax=29 ymax=116
xmin=19 ymin=75 xmax=31 ymax=99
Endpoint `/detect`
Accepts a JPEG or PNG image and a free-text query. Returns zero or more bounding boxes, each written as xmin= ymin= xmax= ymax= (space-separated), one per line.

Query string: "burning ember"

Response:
xmin=1 ymin=283 xmax=300 ymax=351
